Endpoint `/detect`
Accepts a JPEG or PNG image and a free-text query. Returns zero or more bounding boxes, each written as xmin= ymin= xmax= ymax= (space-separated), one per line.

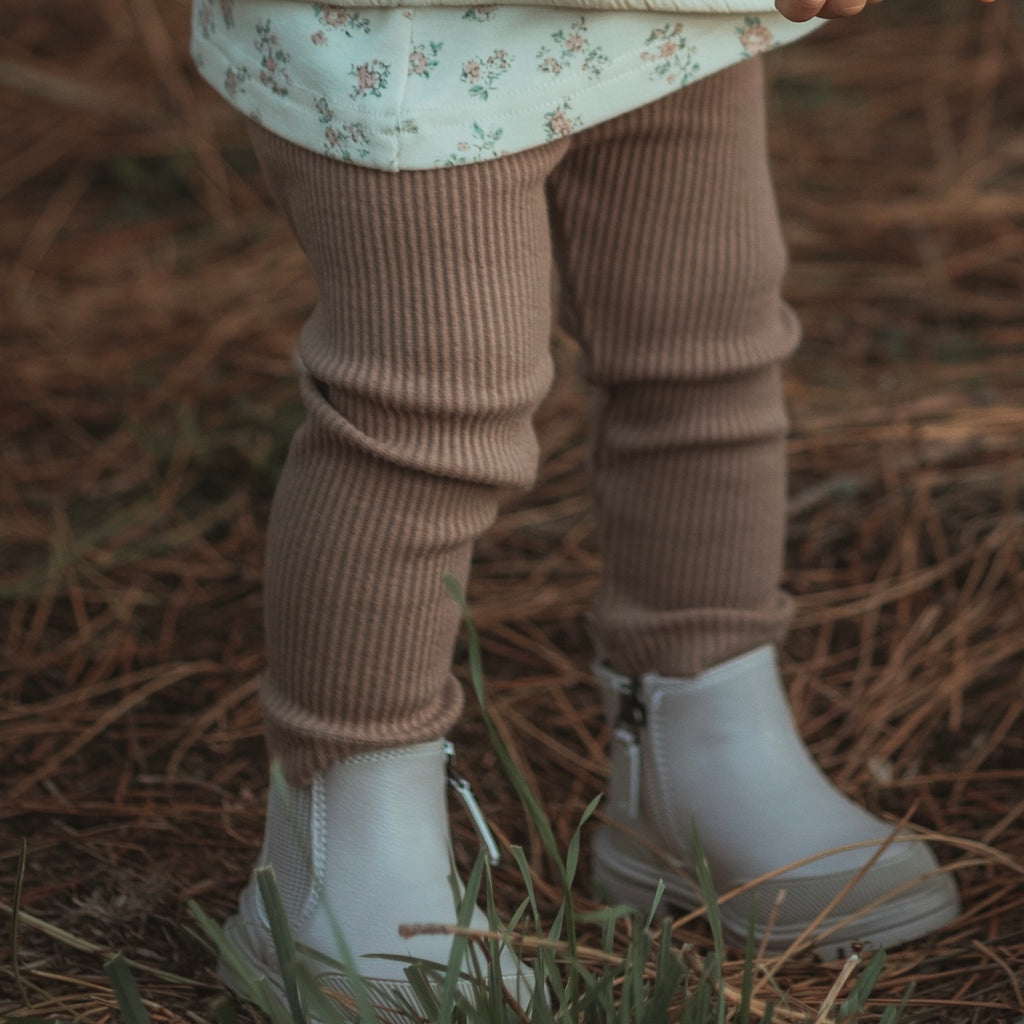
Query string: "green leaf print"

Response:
xmin=442 ymin=121 xmax=505 ymax=165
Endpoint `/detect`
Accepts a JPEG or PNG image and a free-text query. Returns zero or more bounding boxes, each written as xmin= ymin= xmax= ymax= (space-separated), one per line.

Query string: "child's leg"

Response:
xmin=548 ymin=59 xmax=795 ymax=679
xmin=548 ymin=62 xmax=958 ymax=956
xmin=228 ymin=129 xmax=569 ymax=1006
xmin=248 ymin=125 xmax=571 ymax=786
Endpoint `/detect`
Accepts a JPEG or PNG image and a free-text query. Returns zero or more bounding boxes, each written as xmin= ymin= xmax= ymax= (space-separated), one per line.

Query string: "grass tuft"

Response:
xmin=150 ymin=580 xmax=905 ymax=1024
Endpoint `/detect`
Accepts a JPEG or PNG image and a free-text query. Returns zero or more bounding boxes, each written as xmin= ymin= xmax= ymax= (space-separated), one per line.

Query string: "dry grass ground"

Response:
xmin=2 ymin=0 xmax=1023 ymax=1020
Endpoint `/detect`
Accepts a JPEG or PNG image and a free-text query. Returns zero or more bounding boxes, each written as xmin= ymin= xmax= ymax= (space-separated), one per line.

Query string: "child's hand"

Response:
xmin=775 ymin=0 xmax=883 ymax=21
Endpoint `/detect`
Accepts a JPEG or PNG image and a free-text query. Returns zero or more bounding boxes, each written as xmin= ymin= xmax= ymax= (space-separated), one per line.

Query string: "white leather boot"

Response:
xmin=222 ymin=739 xmax=532 ymax=1020
xmin=592 ymin=646 xmax=960 ymax=960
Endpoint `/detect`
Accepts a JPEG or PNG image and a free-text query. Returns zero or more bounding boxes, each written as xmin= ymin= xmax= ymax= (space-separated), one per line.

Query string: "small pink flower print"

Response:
xmin=462 ymin=51 xmax=512 ymax=98
xmin=537 ymin=19 xmax=607 ymax=79
xmin=548 ymin=110 xmax=573 ymax=137
xmin=357 ymin=64 xmax=380 ymax=91
xmin=740 ymin=24 xmax=773 ymax=54
xmin=458 ymin=141 xmax=469 ymax=151
xmin=321 ymin=9 xmax=352 ymax=26
xmin=311 ymin=30 xmax=328 ymax=45
xmin=255 ymin=19 xmax=291 ymax=95
xmin=225 ymin=69 xmax=240 ymax=95
xmin=219 ymin=0 xmax=234 ymax=24
xmin=314 ymin=5 xmax=370 ymax=36
xmin=350 ymin=59 xmax=389 ymax=98
xmin=642 ymin=23 xmax=697 ymax=84
xmin=408 ymin=41 xmax=442 ymax=77
xmin=325 ymin=126 xmax=342 ymax=148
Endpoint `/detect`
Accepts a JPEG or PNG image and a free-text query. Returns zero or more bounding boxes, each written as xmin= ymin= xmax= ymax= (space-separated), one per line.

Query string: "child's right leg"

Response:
xmin=230 ymin=126 xmax=572 ymax=1011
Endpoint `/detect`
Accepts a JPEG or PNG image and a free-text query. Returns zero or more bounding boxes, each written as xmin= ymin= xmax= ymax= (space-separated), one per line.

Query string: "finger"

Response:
xmin=817 ymin=0 xmax=871 ymax=17
xmin=774 ymin=0 xmax=826 ymax=22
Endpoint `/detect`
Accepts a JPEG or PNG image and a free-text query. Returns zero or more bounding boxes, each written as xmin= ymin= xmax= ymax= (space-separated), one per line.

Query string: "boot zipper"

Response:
xmin=617 ymin=676 xmax=647 ymax=732
xmin=444 ymin=740 xmax=501 ymax=866
xmin=610 ymin=674 xmax=646 ymax=821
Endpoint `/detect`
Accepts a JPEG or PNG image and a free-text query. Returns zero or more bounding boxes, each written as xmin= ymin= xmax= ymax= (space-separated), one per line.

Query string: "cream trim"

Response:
xmin=279 ymin=0 xmax=780 ymax=11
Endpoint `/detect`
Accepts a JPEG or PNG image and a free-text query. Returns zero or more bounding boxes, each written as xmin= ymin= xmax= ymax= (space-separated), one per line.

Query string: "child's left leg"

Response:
xmin=548 ymin=60 xmax=959 ymax=957
xmin=549 ymin=60 xmax=795 ymax=679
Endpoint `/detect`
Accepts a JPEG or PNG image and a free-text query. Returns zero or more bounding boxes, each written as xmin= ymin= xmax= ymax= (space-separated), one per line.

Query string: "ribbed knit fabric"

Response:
xmin=248 ymin=57 xmax=798 ymax=784
xmin=547 ymin=59 xmax=797 ymax=675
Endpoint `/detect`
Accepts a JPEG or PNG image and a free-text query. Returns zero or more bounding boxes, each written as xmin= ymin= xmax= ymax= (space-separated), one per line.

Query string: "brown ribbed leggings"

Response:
xmin=249 ymin=58 xmax=798 ymax=784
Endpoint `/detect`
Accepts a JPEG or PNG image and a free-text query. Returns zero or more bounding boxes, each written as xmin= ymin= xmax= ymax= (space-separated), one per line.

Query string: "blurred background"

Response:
xmin=2 ymin=0 xmax=1023 ymax=1020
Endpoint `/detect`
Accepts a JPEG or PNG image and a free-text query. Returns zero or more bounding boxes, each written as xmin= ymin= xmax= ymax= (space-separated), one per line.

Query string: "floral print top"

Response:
xmin=191 ymin=1 xmax=819 ymax=171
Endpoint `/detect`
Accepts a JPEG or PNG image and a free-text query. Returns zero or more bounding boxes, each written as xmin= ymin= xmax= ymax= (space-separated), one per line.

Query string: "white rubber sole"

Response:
xmin=592 ymin=825 xmax=960 ymax=961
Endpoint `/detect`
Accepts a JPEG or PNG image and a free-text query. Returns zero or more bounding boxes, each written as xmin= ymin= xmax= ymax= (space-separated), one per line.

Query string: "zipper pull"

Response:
xmin=444 ymin=741 xmax=501 ymax=867
xmin=617 ymin=676 xmax=647 ymax=732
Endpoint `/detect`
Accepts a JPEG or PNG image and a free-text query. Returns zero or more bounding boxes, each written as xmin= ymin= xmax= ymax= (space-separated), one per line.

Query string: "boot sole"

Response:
xmin=591 ymin=825 xmax=960 ymax=961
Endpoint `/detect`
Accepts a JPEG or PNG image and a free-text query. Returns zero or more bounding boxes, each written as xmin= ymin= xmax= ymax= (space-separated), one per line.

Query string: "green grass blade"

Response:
xmin=644 ymin=917 xmax=682 ymax=1024
xmin=691 ymin=826 xmax=725 ymax=972
xmin=642 ymin=880 xmax=667 ymax=931
xmin=104 ymin=953 xmax=153 ymax=1024
xmin=3 ymin=901 xmax=194 ymax=986
xmin=430 ymin=850 xmax=485 ymax=1024
xmin=736 ymin=909 xmax=757 ymax=1024
xmin=837 ymin=949 xmax=886 ymax=1021
xmin=510 ymin=846 xmax=542 ymax=932
xmin=404 ymin=961 xmax=443 ymax=1020
xmin=209 ymin=995 xmax=241 ymax=1024
xmin=445 ymin=571 xmax=582 ymax=990
xmin=483 ymin=860 xmax=509 ymax=1024
xmin=443 ymin=576 xmax=564 ymax=878
xmin=187 ymin=899 xmax=293 ymax=1024
xmin=256 ymin=866 xmax=306 ymax=1023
